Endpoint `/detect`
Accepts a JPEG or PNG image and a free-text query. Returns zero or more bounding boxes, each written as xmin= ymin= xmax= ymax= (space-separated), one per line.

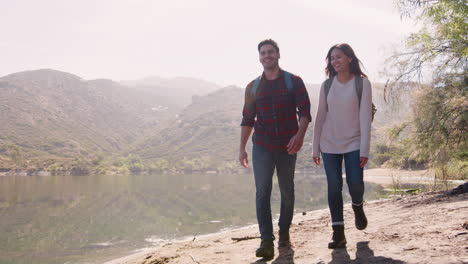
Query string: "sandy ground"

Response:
xmin=358 ymin=168 xmax=439 ymax=188
xmin=105 ymin=169 xmax=468 ymax=264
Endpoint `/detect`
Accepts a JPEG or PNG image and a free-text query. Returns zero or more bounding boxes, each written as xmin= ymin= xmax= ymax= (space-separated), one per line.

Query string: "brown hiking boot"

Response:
xmin=328 ymin=225 xmax=346 ymax=249
xmin=256 ymin=239 xmax=274 ymax=260
xmin=278 ymin=230 xmax=290 ymax=248
xmin=352 ymin=204 xmax=368 ymax=230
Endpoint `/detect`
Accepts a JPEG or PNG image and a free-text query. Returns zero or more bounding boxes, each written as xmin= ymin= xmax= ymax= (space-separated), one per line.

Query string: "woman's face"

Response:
xmin=330 ymin=48 xmax=352 ymax=74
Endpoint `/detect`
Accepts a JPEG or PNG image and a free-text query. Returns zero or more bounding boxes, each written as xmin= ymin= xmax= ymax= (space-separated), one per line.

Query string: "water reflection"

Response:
xmin=0 ymin=173 xmax=384 ymax=264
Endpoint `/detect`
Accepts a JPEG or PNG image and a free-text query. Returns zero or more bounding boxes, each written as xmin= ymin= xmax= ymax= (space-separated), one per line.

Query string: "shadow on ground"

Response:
xmin=329 ymin=241 xmax=405 ymax=264
xmin=251 ymin=245 xmax=295 ymax=264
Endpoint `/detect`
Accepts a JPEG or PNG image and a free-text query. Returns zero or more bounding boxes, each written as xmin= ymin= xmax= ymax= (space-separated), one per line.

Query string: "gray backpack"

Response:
xmin=324 ymin=76 xmax=376 ymax=121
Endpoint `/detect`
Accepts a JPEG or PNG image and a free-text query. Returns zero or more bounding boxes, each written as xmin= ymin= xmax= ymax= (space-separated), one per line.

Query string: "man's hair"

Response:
xmin=258 ymin=39 xmax=280 ymax=53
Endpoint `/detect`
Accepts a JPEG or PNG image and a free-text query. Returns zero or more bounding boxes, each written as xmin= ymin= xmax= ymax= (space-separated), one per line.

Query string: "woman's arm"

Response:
xmin=359 ymin=78 xmax=372 ymax=158
xmin=312 ymin=82 xmax=327 ymax=159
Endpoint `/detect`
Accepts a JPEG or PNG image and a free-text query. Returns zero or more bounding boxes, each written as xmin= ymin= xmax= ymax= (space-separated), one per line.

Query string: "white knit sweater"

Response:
xmin=312 ymin=76 xmax=372 ymax=157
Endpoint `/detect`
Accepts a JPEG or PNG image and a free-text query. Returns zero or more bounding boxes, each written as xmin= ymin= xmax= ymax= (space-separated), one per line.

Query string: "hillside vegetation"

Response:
xmin=0 ymin=69 xmax=406 ymax=175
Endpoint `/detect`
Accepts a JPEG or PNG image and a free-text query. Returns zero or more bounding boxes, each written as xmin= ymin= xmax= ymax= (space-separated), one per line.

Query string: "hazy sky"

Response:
xmin=0 ymin=0 xmax=418 ymax=86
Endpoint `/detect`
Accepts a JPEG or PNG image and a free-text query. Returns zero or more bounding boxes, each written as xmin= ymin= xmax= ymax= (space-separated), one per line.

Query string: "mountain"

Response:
xmin=131 ymin=83 xmax=324 ymax=173
xmin=0 ymin=68 xmax=411 ymax=174
xmin=121 ymin=76 xmax=222 ymax=108
xmin=86 ymin=78 xmax=176 ymax=133
xmin=129 ymin=86 xmax=244 ymax=172
xmin=0 ymin=69 xmax=175 ymax=167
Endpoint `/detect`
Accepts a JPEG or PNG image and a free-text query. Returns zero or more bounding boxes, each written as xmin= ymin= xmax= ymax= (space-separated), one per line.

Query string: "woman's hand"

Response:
xmin=360 ymin=157 xmax=368 ymax=168
xmin=313 ymin=156 xmax=320 ymax=165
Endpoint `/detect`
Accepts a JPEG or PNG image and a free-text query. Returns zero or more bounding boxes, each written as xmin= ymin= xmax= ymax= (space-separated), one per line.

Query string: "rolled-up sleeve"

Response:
xmin=240 ymin=82 xmax=256 ymax=127
xmin=293 ymin=77 xmax=312 ymax=123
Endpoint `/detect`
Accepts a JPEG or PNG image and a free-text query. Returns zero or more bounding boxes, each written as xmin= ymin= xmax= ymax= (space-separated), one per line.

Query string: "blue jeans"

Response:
xmin=322 ymin=150 xmax=364 ymax=226
xmin=252 ymin=144 xmax=297 ymax=240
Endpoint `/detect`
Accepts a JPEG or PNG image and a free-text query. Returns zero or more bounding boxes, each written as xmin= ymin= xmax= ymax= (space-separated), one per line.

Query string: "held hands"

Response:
xmin=287 ymin=133 xmax=304 ymax=154
xmin=360 ymin=157 xmax=368 ymax=168
xmin=313 ymin=156 xmax=320 ymax=165
xmin=239 ymin=150 xmax=249 ymax=168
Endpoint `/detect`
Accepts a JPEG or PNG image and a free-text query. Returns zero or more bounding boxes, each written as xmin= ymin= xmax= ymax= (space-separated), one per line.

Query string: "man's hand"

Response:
xmin=360 ymin=157 xmax=368 ymax=168
xmin=287 ymin=134 xmax=304 ymax=154
xmin=239 ymin=150 xmax=249 ymax=168
xmin=313 ymin=156 xmax=320 ymax=165
xmin=239 ymin=126 xmax=253 ymax=168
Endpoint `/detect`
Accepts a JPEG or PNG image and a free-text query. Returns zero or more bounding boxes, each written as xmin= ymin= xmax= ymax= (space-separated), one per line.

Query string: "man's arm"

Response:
xmin=287 ymin=76 xmax=312 ymax=154
xmin=286 ymin=116 xmax=310 ymax=154
xmin=239 ymin=81 xmax=256 ymax=167
xmin=239 ymin=126 xmax=253 ymax=168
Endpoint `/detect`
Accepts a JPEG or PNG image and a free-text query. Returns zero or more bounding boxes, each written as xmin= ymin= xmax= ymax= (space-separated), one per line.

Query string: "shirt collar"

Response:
xmin=261 ymin=68 xmax=284 ymax=81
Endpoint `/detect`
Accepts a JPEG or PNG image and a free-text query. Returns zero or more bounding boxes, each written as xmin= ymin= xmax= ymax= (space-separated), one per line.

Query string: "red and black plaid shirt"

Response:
xmin=241 ymin=70 xmax=312 ymax=152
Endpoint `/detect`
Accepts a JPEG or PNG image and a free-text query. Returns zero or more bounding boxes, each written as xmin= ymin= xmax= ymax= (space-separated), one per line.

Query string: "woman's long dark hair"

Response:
xmin=325 ymin=43 xmax=368 ymax=78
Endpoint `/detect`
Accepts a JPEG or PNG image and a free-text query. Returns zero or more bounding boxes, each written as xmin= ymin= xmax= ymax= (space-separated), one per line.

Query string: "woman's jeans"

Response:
xmin=322 ymin=150 xmax=364 ymax=226
xmin=252 ymin=144 xmax=296 ymax=241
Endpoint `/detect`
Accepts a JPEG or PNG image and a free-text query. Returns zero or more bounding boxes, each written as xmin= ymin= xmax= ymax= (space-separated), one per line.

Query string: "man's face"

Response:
xmin=259 ymin=44 xmax=280 ymax=70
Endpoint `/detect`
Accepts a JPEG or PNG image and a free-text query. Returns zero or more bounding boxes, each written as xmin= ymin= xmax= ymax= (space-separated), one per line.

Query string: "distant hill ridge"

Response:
xmin=0 ymin=69 xmax=223 ymax=173
xmin=0 ymin=69 xmax=403 ymax=174
xmin=120 ymin=75 xmax=221 ymax=108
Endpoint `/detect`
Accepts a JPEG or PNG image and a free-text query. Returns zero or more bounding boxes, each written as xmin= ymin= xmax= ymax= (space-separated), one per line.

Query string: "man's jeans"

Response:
xmin=252 ymin=144 xmax=296 ymax=240
xmin=322 ymin=150 xmax=364 ymax=226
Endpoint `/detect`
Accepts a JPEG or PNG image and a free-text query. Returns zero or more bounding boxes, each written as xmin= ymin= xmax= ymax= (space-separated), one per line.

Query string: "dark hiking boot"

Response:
xmin=328 ymin=225 xmax=347 ymax=249
xmin=278 ymin=230 xmax=290 ymax=248
xmin=256 ymin=239 xmax=274 ymax=260
xmin=352 ymin=203 xmax=368 ymax=230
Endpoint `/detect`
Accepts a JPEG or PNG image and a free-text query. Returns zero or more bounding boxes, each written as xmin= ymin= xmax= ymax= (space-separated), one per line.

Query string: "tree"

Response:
xmin=383 ymin=0 xmax=467 ymax=179
xmin=385 ymin=0 xmax=467 ymax=88
xmin=7 ymin=144 xmax=24 ymax=168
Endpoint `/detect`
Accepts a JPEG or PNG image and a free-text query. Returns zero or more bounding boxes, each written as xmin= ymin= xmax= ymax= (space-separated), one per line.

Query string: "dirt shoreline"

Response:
xmin=104 ymin=169 xmax=468 ymax=264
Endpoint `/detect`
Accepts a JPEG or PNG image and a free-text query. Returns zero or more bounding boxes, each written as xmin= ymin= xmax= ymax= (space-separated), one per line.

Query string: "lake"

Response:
xmin=0 ymin=173 xmax=386 ymax=264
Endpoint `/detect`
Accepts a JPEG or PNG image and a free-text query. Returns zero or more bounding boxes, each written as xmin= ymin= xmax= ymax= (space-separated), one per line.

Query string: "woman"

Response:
xmin=312 ymin=43 xmax=372 ymax=249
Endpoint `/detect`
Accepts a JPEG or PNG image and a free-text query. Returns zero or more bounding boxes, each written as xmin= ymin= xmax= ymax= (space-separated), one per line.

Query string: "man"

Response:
xmin=239 ymin=39 xmax=311 ymax=260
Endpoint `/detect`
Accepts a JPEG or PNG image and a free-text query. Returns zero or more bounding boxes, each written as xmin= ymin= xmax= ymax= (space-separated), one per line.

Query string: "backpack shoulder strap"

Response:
xmin=355 ymin=76 xmax=363 ymax=107
xmin=250 ymin=75 xmax=262 ymax=97
xmin=251 ymin=71 xmax=294 ymax=96
xmin=354 ymin=76 xmax=377 ymax=122
xmin=283 ymin=71 xmax=293 ymax=92
xmin=324 ymin=78 xmax=333 ymax=112
xmin=250 ymin=71 xmax=297 ymax=99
